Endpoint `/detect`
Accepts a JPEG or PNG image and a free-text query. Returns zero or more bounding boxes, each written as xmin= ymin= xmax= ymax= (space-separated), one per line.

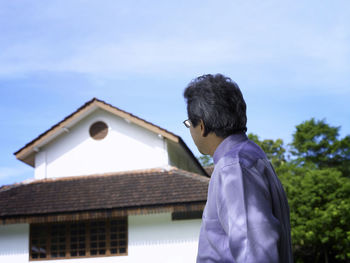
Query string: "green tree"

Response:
xmin=284 ymin=118 xmax=350 ymax=262
xmin=280 ymin=164 xmax=350 ymax=262
xmin=198 ymin=154 xmax=213 ymax=167
xmin=290 ymin=118 xmax=350 ymax=176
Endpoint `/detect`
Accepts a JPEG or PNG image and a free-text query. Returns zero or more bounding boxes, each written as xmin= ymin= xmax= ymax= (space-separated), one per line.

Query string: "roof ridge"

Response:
xmin=14 ymin=98 xmax=97 ymax=155
xmin=0 ymin=166 xmax=209 ymax=189
xmin=94 ymin=98 xmax=179 ymax=139
xmin=170 ymin=167 xmax=210 ymax=183
xmin=12 ymin=167 xmax=181 ymax=185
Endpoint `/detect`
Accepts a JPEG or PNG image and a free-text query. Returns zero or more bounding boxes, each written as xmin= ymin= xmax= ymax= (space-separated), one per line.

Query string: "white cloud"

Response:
xmin=0 ymin=0 xmax=349 ymax=93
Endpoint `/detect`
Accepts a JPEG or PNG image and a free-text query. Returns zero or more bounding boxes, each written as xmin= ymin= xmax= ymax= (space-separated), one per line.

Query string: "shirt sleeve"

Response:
xmin=215 ymin=161 xmax=281 ymax=263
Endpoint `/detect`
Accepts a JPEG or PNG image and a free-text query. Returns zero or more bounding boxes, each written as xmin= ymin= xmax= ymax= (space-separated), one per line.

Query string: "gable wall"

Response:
xmin=34 ymin=109 xmax=168 ymax=179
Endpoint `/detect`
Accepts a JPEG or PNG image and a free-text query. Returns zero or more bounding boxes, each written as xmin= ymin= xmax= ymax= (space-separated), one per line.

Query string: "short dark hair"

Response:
xmin=184 ymin=74 xmax=247 ymax=138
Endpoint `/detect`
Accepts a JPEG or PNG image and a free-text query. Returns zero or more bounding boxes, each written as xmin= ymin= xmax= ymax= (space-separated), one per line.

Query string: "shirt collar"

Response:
xmin=213 ymin=133 xmax=248 ymax=164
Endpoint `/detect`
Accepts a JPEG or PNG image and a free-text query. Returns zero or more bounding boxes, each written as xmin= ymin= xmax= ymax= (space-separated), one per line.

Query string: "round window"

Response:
xmin=89 ymin=121 xmax=108 ymax=140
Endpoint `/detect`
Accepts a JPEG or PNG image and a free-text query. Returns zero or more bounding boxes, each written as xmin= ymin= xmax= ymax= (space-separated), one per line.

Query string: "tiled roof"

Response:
xmin=0 ymin=168 xmax=209 ymax=218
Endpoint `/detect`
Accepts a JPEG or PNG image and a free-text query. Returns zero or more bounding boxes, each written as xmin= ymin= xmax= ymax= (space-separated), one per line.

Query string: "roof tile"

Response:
xmin=0 ymin=168 xmax=209 ymax=217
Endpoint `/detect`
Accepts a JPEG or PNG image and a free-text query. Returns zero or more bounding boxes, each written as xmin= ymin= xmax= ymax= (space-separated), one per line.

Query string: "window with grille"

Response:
xmin=30 ymin=218 xmax=127 ymax=260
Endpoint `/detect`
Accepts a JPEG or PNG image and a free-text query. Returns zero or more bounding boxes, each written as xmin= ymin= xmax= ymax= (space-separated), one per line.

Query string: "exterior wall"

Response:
xmin=0 ymin=224 xmax=29 ymax=263
xmin=35 ymin=109 xmax=169 ymax=179
xmin=0 ymin=213 xmax=201 ymax=263
xmin=127 ymin=213 xmax=200 ymax=263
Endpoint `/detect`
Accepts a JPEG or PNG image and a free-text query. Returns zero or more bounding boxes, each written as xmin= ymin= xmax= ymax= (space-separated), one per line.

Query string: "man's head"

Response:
xmin=183 ymin=74 xmax=247 ymax=154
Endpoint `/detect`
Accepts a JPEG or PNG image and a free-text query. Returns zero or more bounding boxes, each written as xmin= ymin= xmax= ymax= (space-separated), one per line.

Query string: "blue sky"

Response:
xmin=1 ymin=0 xmax=349 ymax=186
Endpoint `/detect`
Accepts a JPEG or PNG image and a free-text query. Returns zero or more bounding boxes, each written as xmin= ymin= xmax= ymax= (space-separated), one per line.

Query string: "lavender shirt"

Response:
xmin=197 ymin=133 xmax=293 ymax=263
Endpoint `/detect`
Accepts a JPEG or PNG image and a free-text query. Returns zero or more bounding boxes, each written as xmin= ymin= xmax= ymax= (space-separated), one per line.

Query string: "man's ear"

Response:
xmin=199 ymin=120 xmax=207 ymax=137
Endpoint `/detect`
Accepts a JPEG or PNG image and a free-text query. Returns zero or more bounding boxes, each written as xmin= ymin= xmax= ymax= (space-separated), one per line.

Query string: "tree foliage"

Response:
xmin=291 ymin=118 xmax=350 ymax=176
xmin=285 ymin=119 xmax=350 ymax=262
xmin=280 ymin=165 xmax=350 ymax=262
xmin=198 ymin=154 xmax=213 ymax=167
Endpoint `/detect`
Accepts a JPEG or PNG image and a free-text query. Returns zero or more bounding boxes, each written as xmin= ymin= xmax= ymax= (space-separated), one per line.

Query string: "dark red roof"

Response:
xmin=0 ymin=168 xmax=209 ymax=218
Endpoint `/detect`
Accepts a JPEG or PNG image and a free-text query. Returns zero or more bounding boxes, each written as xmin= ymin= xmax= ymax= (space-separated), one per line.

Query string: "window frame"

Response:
xmin=29 ymin=217 xmax=128 ymax=261
xmin=171 ymin=210 xmax=203 ymax=220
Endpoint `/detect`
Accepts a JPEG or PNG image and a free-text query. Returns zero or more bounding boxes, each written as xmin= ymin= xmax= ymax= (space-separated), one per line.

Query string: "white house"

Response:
xmin=0 ymin=98 xmax=209 ymax=263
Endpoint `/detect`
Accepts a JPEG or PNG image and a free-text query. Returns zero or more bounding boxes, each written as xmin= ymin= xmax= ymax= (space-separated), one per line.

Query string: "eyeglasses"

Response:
xmin=183 ymin=119 xmax=191 ymax=128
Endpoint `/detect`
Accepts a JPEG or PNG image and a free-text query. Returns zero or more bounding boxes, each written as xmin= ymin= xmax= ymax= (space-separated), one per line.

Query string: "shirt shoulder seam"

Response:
xmin=216 ymin=140 xmax=250 ymax=171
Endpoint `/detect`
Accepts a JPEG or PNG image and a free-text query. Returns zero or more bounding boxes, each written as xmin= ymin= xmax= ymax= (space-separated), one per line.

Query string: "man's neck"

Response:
xmin=206 ymin=134 xmax=226 ymax=156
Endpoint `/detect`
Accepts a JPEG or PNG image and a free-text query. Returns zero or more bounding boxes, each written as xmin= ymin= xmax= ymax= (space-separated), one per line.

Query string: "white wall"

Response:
xmin=0 ymin=213 xmax=201 ymax=263
xmin=127 ymin=213 xmax=201 ymax=263
xmin=0 ymin=224 xmax=29 ymax=263
xmin=35 ymin=109 xmax=169 ymax=179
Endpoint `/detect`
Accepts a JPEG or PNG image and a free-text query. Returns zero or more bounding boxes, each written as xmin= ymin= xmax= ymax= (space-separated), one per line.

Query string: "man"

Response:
xmin=183 ymin=74 xmax=293 ymax=263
